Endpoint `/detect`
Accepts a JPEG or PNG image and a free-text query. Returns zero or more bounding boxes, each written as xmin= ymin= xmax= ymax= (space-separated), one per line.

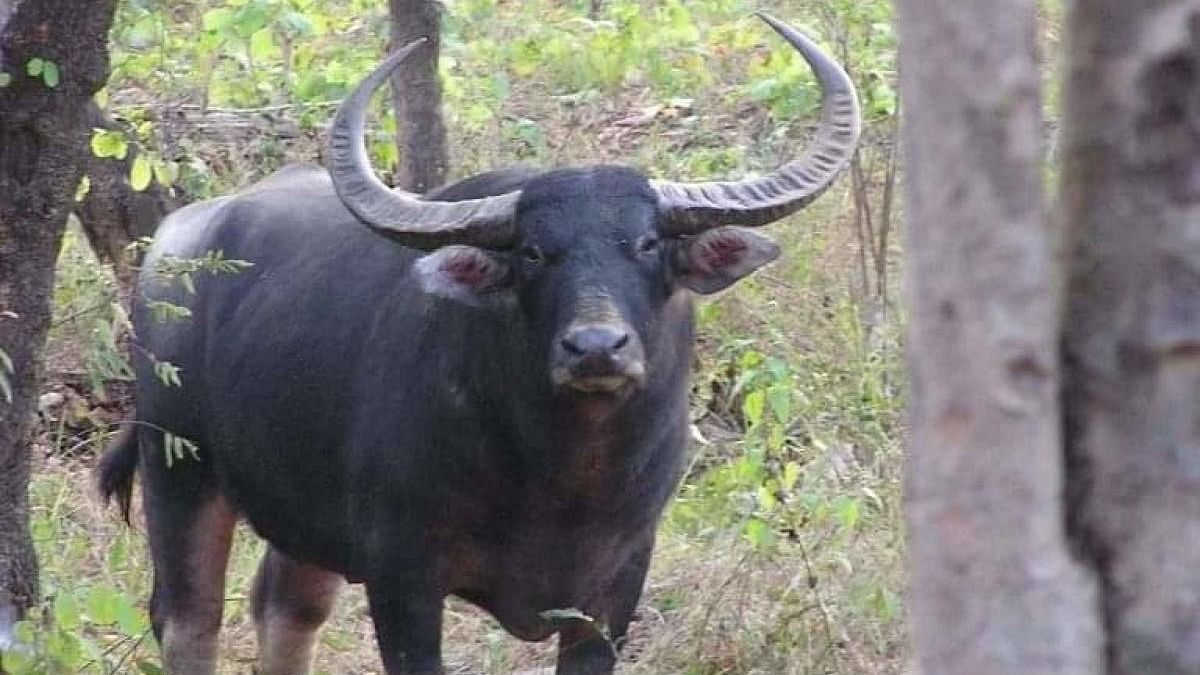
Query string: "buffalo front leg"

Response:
xmin=251 ymin=547 xmax=344 ymax=675
xmin=556 ymin=542 xmax=653 ymax=675
xmin=144 ymin=493 xmax=237 ymax=675
xmin=366 ymin=579 xmax=444 ymax=675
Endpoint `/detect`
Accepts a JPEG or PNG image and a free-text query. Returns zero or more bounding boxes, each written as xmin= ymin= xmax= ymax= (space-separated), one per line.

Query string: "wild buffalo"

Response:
xmin=99 ymin=13 xmax=860 ymax=675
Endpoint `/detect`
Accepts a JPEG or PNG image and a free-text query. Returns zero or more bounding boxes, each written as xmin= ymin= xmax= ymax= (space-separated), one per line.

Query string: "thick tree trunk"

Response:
xmin=897 ymin=0 xmax=1102 ymax=672
xmin=1061 ymin=2 xmax=1200 ymax=673
xmin=0 ymin=0 xmax=117 ymax=651
xmin=77 ymin=101 xmax=178 ymax=289
xmin=388 ymin=0 xmax=449 ymax=192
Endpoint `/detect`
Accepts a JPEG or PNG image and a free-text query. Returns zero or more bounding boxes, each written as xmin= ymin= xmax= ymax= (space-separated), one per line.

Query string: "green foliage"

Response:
xmin=673 ymin=298 xmax=903 ymax=561
xmin=150 ymin=250 xmax=254 ymax=295
xmin=84 ymin=308 xmax=137 ymax=395
xmin=163 ymin=431 xmax=200 ymax=468
xmin=90 ymin=119 xmax=179 ymax=193
xmin=100 ymin=0 xmax=898 ymax=180
xmin=7 ymin=474 xmax=161 ymax=674
xmin=26 ymin=57 xmax=60 ymax=88
xmin=52 ymin=231 xmax=132 ymax=399
xmin=823 ymin=0 xmax=897 ymax=120
xmin=0 ymin=584 xmax=153 ymax=675
xmin=90 ymin=130 xmax=129 ymax=161
xmin=111 ymin=0 xmax=385 ymax=107
xmin=0 ymin=347 xmax=12 ymax=404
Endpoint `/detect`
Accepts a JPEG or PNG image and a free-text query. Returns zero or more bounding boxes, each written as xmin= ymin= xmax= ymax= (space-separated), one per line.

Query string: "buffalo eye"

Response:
xmin=520 ymin=245 xmax=544 ymax=264
xmin=635 ymin=235 xmax=661 ymax=256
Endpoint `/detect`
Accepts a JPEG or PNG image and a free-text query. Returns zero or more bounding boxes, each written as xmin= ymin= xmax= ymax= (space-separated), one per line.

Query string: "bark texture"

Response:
xmin=0 ymin=0 xmax=118 ymax=638
xmin=388 ymin=0 xmax=449 ymax=192
xmin=897 ymin=0 xmax=1102 ymax=672
xmin=1061 ymin=3 xmax=1200 ymax=673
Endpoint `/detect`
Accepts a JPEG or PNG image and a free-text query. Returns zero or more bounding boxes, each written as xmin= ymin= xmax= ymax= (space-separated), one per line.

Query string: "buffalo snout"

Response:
xmin=552 ymin=322 xmax=646 ymax=393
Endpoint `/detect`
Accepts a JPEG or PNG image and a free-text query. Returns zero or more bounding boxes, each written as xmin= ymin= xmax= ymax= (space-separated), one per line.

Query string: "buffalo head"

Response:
xmin=326 ymin=14 xmax=861 ymax=397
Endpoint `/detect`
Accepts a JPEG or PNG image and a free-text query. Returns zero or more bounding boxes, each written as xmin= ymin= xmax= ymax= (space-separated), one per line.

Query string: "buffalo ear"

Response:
xmin=674 ymin=227 xmax=781 ymax=295
xmin=413 ymin=246 xmax=514 ymax=308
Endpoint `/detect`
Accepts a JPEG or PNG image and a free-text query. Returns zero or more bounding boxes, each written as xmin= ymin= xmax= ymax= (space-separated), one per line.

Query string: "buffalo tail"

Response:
xmin=97 ymin=424 xmax=138 ymax=524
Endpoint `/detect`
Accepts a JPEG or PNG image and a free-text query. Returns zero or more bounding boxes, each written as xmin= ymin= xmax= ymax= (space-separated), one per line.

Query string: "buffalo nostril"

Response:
xmin=562 ymin=326 xmax=631 ymax=357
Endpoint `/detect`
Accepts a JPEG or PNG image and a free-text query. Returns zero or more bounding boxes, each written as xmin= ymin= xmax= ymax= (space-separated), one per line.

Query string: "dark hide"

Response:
xmin=101 ymin=163 xmax=778 ymax=674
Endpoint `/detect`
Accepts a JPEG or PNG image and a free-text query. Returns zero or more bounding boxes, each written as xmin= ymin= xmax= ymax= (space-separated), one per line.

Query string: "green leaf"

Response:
xmin=250 ymin=28 xmax=277 ymax=61
xmin=201 ymin=7 xmax=235 ymax=32
xmin=26 ymin=57 xmax=43 ymax=76
xmin=75 ymin=174 xmax=91 ymax=202
xmin=0 ymin=72 xmax=11 ymax=87
xmin=837 ymin=497 xmax=862 ymax=531
xmin=756 ymin=485 xmax=776 ymax=511
xmin=0 ymin=348 xmax=12 ymax=404
xmin=767 ymin=385 xmax=791 ymax=424
xmin=115 ymin=596 xmax=145 ymax=635
xmin=53 ymin=592 xmax=82 ymax=631
xmin=41 ymin=60 xmax=59 ymax=88
xmin=732 ymin=453 xmax=765 ymax=483
xmin=153 ymin=159 xmax=179 ymax=187
xmin=153 ymin=360 xmax=183 ymax=387
xmin=146 ymin=300 xmax=192 ymax=323
xmin=232 ymin=3 xmax=270 ymax=38
xmin=130 ymin=155 xmax=153 ymax=191
xmin=86 ymin=585 xmax=120 ymax=624
xmin=90 ymin=129 xmax=129 ymax=160
xmin=280 ymin=11 xmax=315 ymax=37
xmin=744 ymin=517 xmax=775 ymax=550
xmin=781 ymin=461 xmax=801 ymax=491
xmin=742 ymin=389 xmax=765 ymax=429
xmin=47 ymin=629 xmax=85 ymax=669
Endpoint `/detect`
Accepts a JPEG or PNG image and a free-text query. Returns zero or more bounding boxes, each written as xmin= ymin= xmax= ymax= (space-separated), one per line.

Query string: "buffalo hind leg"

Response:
xmin=251 ymin=547 xmax=344 ymax=675
xmin=145 ymin=493 xmax=237 ymax=675
xmin=556 ymin=542 xmax=653 ymax=675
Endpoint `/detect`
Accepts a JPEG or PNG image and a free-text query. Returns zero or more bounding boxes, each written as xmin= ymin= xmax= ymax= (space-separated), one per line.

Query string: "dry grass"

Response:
xmin=29 ymin=428 xmax=904 ymax=675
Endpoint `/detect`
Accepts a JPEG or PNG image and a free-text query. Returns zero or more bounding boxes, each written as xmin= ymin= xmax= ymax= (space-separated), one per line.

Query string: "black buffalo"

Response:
xmin=99 ymin=14 xmax=859 ymax=675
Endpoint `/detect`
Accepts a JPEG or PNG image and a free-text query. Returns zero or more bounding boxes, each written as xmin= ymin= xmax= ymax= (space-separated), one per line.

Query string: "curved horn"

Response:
xmin=654 ymin=14 xmax=862 ymax=235
xmin=327 ymin=39 xmax=520 ymax=250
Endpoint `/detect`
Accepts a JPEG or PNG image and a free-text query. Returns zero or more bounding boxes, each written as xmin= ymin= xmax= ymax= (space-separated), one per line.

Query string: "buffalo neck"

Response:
xmin=466 ymin=299 xmax=695 ymax=503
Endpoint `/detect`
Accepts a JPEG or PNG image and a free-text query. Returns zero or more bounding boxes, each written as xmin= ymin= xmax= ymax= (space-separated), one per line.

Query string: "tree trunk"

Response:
xmin=77 ymin=101 xmax=178 ymax=290
xmin=1061 ymin=2 xmax=1200 ymax=673
xmin=388 ymin=0 xmax=449 ymax=192
xmin=0 ymin=0 xmax=117 ymax=651
xmin=897 ymin=0 xmax=1102 ymax=672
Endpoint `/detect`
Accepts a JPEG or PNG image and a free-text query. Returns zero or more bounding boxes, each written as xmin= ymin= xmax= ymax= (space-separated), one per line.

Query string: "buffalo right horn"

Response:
xmin=327 ymin=39 xmax=521 ymax=251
